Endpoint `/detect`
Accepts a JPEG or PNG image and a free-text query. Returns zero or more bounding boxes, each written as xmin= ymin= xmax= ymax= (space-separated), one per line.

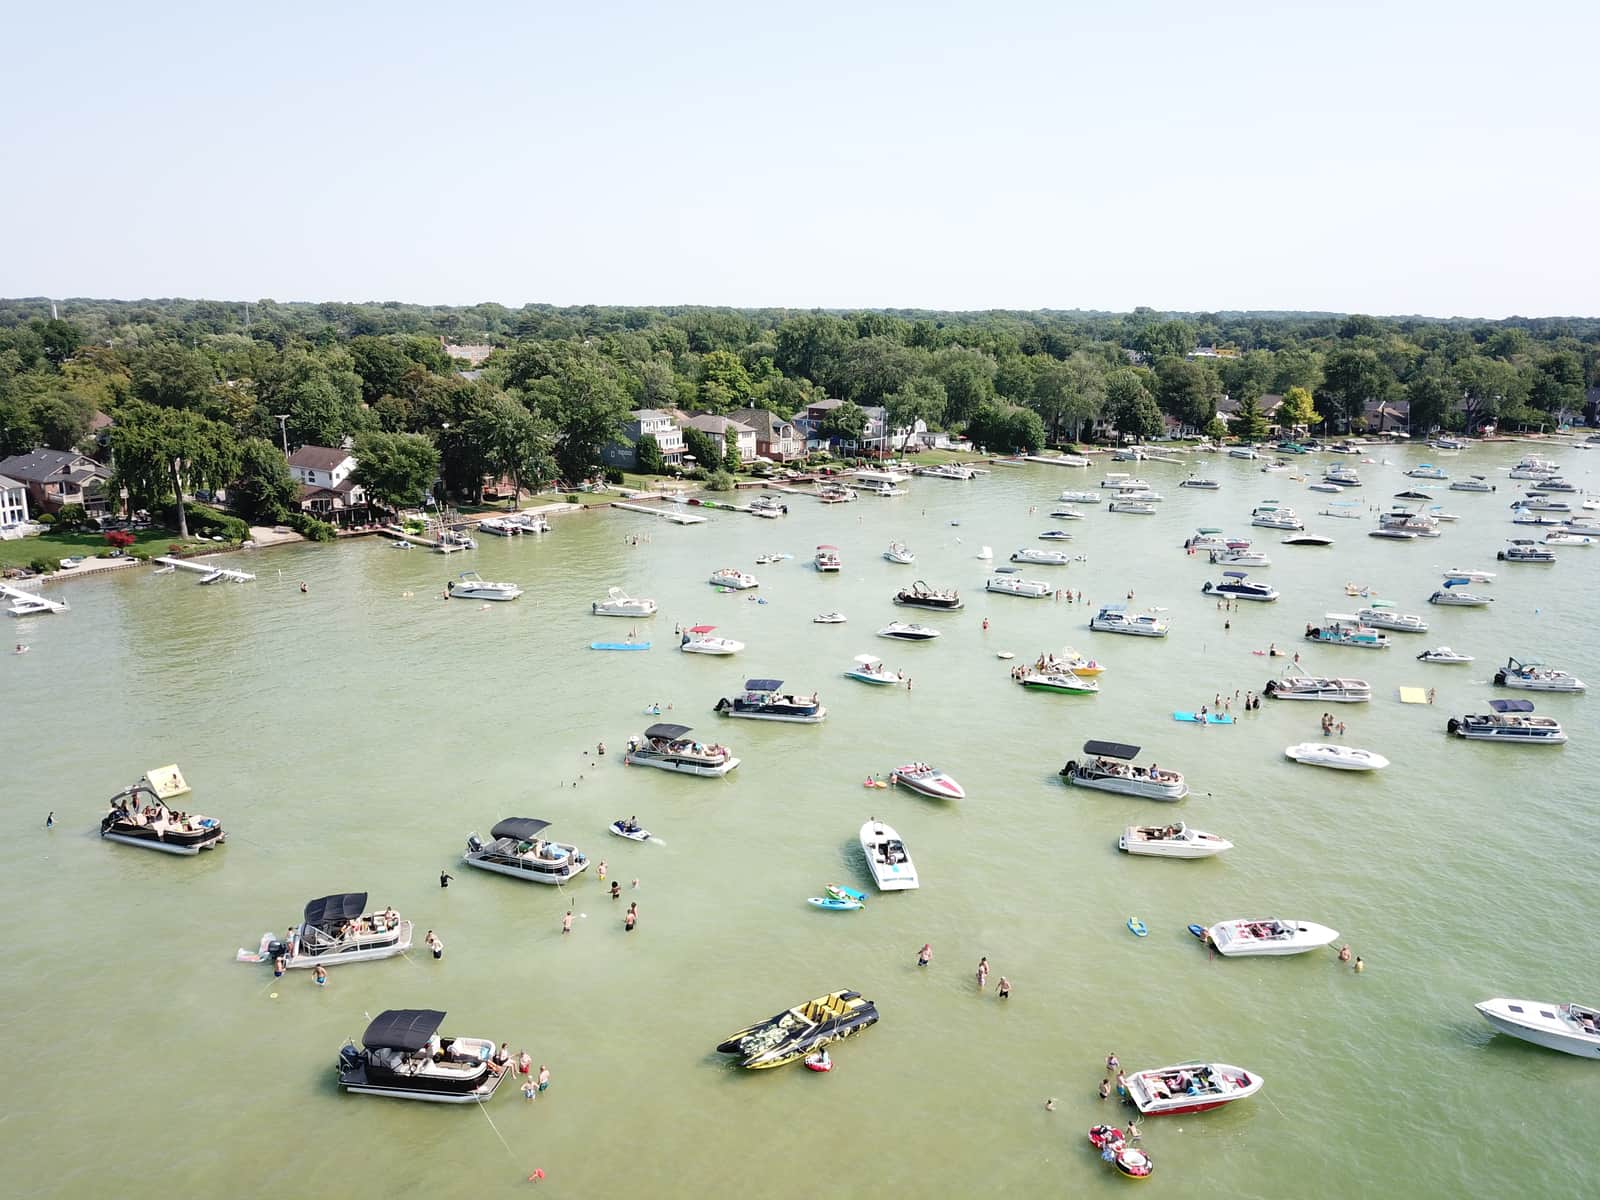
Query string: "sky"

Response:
xmin=3 ymin=0 xmax=1596 ymax=317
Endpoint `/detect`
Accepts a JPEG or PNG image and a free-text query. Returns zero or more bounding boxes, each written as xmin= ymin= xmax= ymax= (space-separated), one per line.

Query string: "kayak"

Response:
xmin=1127 ymin=917 xmax=1148 ymax=938
xmin=808 ymin=896 xmax=863 ymax=911
xmin=1173 ymin=711 xmax=1234 ymax=724
xmin=591 ymin=642 xmax=651 ymax=651
xmin=827 ymin=884 xmax=868 ymax=904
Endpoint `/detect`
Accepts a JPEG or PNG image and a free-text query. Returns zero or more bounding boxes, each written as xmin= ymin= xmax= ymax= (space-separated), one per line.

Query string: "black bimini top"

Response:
xmin=1488 ymin=699 xmax=1535 ymax=713
xmin=491 ymin=818 xmax=551 ymax=842
xmin=362 ymin=1008 xmax=446 ymax=1051
xmin=303 ymin=892 xmax=368 ymax=929
xmin=1083 ymin=739 xmax=1139 ymax=760
xmin=744 ymin=679 xmax=782 ymax=691
xmin=644 ymin=723 xmax=691 ymax=739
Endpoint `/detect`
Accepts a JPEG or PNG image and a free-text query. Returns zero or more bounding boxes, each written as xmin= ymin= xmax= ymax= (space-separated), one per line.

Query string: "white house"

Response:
xmin=681 ymin=414 xmax=757 ymax=464
xmin=288 ymin=445 xmax=370 ymax=524
xmin=602 ymin=409 xmax=686 ymax=469
xmin=0 ymin=473 xmax=30 ymax=532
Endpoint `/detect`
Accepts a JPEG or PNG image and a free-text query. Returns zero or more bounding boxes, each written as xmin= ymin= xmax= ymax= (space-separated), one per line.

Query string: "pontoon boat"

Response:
xmin=714 ymin=679 xmax=828 ymax=722
xmin=463 ymin=818 xmax=589 ymax=881
xmin=337 ymin=1009 xmax=505 ymax=1103
xmin=623 ymin=724 xmax=741 ymax=774
xmin=1061 ymin=740 xmax=1188 ymax=800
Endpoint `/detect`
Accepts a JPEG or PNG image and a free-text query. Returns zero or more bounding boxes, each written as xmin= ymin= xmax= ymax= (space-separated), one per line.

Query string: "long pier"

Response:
xmin=610 ymin=502 xmax=707 ymax=525
xmin=152 ymin=556 xmax=257 ymax=582
xmin=1 ymin=581 xmax=71 ymax=613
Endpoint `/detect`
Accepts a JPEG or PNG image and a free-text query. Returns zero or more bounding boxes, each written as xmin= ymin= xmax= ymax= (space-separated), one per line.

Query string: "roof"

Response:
xmin=0 ymin=448 xmax=109 ymax=484
xmin=1084 ymin=739 xmax=1139 ymax=760
xmin=807 ymin=398 xmax=845 ymax=413
xmin=362 ymin=1009 xmax=446 ymax=1051
xmin=490 ymin=817 xmax=550 ymax=842
xmin=683 ymin=414 xmax=755 ymax=436
xmin=644 ymin=723 xmax=691 ymax=739
xmin=0 ymin=474 xmax=23 ymax=490
xmin=729 ymin=408 xmax=793 ymax=439
xmin=303 ymin=892 xmax=367 ymax=929
xmin=287 ymin=445 xmax=353 ymax=472
xmin=631 ymin=408 xmax=673 ymax=421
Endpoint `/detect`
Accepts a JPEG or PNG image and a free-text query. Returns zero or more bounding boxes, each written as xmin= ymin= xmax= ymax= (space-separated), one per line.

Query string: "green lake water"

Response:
xmin=5 ymin=444 xmax=1596 ymax=1199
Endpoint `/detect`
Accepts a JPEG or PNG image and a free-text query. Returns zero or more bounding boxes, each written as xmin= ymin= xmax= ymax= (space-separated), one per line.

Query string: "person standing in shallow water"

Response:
xmin=917 ymin=943 xmax=932 ymax=967
xmin=976 ymin=957 xmax=989 ymax=989
xmin=440 ymin=870 xmax=453 ymax=888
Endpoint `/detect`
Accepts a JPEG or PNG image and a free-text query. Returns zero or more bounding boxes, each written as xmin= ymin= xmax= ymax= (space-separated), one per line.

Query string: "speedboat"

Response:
xmin=1228 ymin=446 xmax=1259 ymax=459
xmin=1447 ymin=700 xmax=1566 ymax=744
xmin=1087 ymin=1126 xmax=1154 ymax=1180
xmin=859 ymin=819 xmax=919 ymax=889
xmin=986 ymin=568 xmax=1052 ymax=598
xmin=1451 ymin=476 xmax=1495 ymax=492
xmin=1108 ymin=499 xmax=1156 ymax=515
xmin=1262 ymin=672 xmax=1371 ymax=703
xmin=1210 ymin=547 xmax=1270 ymax=566
xmin=680 ymin=625 xmax=744 ymax=654
xmin=1179 ymin=477 xmax=1220 ymax=490
xmin=1304 ymin=614 xmax=1389 ymax=649
xmin=816 ymin=484 xmax=859 ymax=502
xmin=1282 ymin=534 xmax=1334 ymax=546
xmin=99 ymin=765 xmax=224 ymax=855
xmin=477 ymin=516 xmax=519 ymax=536
xmin=1053 ymin=648 xmax=1105 ymax=676
xmin=1494 ymin=658 xmax=1586 ymax=692
xmin=1201 ymin=572 xmax=1278 ymax=602
xmin=1323 ymin=466 xmax=1362 ymax=487
xmin=1406 ymin=464 xmax=1449 ymax=479
xmin=1356 ymin=604 xmax=1428 ymax=632
xmin=609 ymin=818 xmax=650 ymax=842
xmin=1090 ymin=605 xmax=1168 ymax=637
xmin=1499 ymin=540 xmax=1557 ymax=563
xmin=1369 ymin=528 xmax=1417 ymax=540
xmin=1124 ymin=1062 xmax=1264 ymax=1115
xmin=1017 ymin=670 xmax=1099 ymax=695
xmin=813 ymin=612 xmax=847 ymax=624
xmin=1047 ymin=508 xmax=1085 ymax=520
xmin=1120 ymin=822 xmax=1230 ymax=858
xmin=1474 ymin=998 xmax=1600 ymax=1058
xmin=592 ymin=587 xmax=657 ymax=617
xmin=1037 ymin=529 xmax=1075 ymax=541
xmin=1443 ymin=568 xmax=1495 ymax=582
xmin=714 ymin=678 xmax=827 ymax=722
xmin=1545 ymin=531 xmax=1595 ymax=546
xmin=894 ymin=581 xmax=963 ymax=610
xmin=1196 ymin=918 xmax=1340 ymax=957
xmin=1010 ymin=547 xmax=1071 ymax=565
xmin=271 ymin=893 xmax=412 ymax=967
xmin=1062 ymin=740 xmax=1188 ymax=800
xmin=709 ymin=568 xmax=760 ymax=589
xmin=446 ymin=572 xmax=522 ymax=601
xmin=715 ymin=990 xmax=879 ymax=1069
xmin=890 ymin=764 xmax=965 ymax=799
xmin=1058 ymin=490 xmax=1101 ymax=503
xmin=845 ymin=654 xmax=901 ymax=685
xmin=464 ymin=818 xmax=589 ymax=881
xmin=1251 ymin=503 xmax=1304 ymax=530
xmin=878 ymin=622 xmax=940 ymax=641
xmin=813 ymin=545 xmax=842 ymax=572
xmin=623 ymin=724 xmax=741 ymax=774
xmin=883 ymin=542 xmax=916 ymax=565
xmin=1428 ymin=588 xmax=1493 ymax=606
xmin=1284 ymin=742 xmax=1389 ymax=771
xmin=1417 ymin=647 xmax=1474 ymax=664
xmin=337 ymin=1010 xmax=504 ymax=1103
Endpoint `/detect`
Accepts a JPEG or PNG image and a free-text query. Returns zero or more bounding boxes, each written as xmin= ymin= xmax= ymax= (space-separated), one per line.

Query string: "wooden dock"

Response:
xmin=610 ymin=502 xmax=708 ymax=525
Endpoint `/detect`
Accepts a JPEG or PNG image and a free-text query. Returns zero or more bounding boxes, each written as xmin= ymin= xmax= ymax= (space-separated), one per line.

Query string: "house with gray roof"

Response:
xmin=0 ymin=448 xmax=112 ymax=513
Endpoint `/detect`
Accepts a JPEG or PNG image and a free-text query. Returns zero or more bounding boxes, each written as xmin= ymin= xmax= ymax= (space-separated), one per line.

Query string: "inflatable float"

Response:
xmin=1127 ymin=916 xmax=1148 ymax=938
xmin=804 ymin=1051 xmax=833 ymax=1072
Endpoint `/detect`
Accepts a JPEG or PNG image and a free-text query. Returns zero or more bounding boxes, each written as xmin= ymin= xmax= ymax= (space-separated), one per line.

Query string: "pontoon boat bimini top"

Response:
xmin=490 ymin=818 xmax=552 ymax=842
xmin=643 ymin=724 xmax=692 ymax=741
xmin=1082 ymin=739 xmax=1140 ymax=760
xmin=302 ymin=892 xmax=369 ymax=931
xmin=361 ymin=1009 xmax=447 ymax=1051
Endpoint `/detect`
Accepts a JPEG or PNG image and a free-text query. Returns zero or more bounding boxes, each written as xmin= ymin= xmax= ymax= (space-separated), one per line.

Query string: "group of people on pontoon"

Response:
xmin=1091 ymin=758 xmax=1174 ymax=783
xmin=340 ymin=907 xmax=400 ymax=939
xmin=111 ymin=798 xmax=205 ymax=833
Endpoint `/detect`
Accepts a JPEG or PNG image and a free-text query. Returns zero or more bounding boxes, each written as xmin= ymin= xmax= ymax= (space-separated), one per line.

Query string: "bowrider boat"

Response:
xmin=271 ymin=893 xmax=412 ymax=967
xmin=1428 ymin=588 xmax=1493 ymax=606
xmin=1090 ymin=605 xmax=1169 ymax=637
xmin=1185 ymin=529 xmax=1231 ymax=552
xmin=714 ymin=678 xmax=827 ymax=722
xmin=1284 ymin=742 xmax=1390 ymax=771
xmin=680 ymin=625 xmax=744 ymax=654
xmin=1304 ymin=614 xmax=1389 ymax=649
xmin=1447 ymin=700 xmax=1566 ymax=744
xmin=1201 ymin=571 xmax=1279 ymax=602
xmin=813 ymin=545 xmax=841 ymax=572
xmin=623 ymin=724 xmax=741 ymax=774
xmin=1356 ymin=604 xmax=1428 ymax=632
xmin=1494 ymin=658 xmax=1586 ymax=692
xmin=337 ymin=1010 xmax=504 ymax=1103
xmin=1262 ymin=671 xmax=1371 ymax=703
xmin=1119 ymin=822 xmax=1230 ymax=858
xmin=890 ymin=764 xmax=965 ymax=799
xmin=1108 ymin=499 xmax=1156 ymax=515
xmin=716 ymin=990 xmax=879 ymax=1069
xmin=1474 ymin=998 xmax=1600 ymax=1058
xmin=99 ymin=765 xmax=224 ymax=855
xmin=1499 ymin=540 xmax=1557 ymax=563
xmin=883 ymin=542 xmax=916 ymax=565
xmin=592 ymin=587 xmax=657 ymax=617
xmin=1017 ymin=670 xmax=1099 ymax=695
xmin=844 ymin=654 xmax=901 ymax=685
xmin=1451 ymin=476 xmax=1495 ymax=492
xmin=1037 ymin=529 xmax=1075 ymax=541
xmin=986 ymin=568 xmax=1052 ymax=598
xmin=1209 ymin=547 xmax=1270 ymax=566
xmin=894 ymin=581 xmax=963 ymax=610
xmin=1417 ymin=647 xmax=1474 ymax=664
xmin=1010 ymin=547 xmax=1071 ymax=565
xmin=1061 ymin=740 xmax=1188 ymax=799
xmin=859 ymin=819 xmax=919 ymax=889
xmin=878 ymin=622 xmax=940 ymax=641
xmin=1047 ymin=508 xmax=1085 ymax=520
xmin=1195 ymin=918 xmax=1340 ymax=957
xmin=813 ymin=612 xmax=847 ymax=624
xmin=1051 ymin=648 xmax=1105 ymax=675
xmin=1124 ymin=1062 xmax=1263 ymax=1115
xmin=709 ymin=568 xmax=760 ymax=589
xmin=463 ymin=818 xmax=589 ymax=881
xmin=1369 ymin=528 xmax=1417 ymax=540
xmin=445 ymin=571 xmax=522 ymax=601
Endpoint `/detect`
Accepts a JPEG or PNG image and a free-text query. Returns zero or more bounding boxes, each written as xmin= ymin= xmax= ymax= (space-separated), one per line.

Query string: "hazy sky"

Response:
xmin=4 ymin=1 xmax=1595 ymax=316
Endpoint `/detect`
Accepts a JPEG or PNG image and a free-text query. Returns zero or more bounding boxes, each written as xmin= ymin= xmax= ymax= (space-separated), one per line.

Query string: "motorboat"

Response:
xmin=1417 ymin=647 xmax=1474 ymax=664
xmin=1356 ymin=604 xmax=1428 ymax=632
xmin=1047 ymin=508 xmax=1085 ymax=520
xmin=1304 ymin=614 xmax=1389 ymax=649
xmin=1284 ymin=742 xmax=1390 ymax=771
xmin=890 ymin=764 xmax=965 ymax=799
xmin=477 ymin=515 xmax=520 ymax=536
xmin=609 ymin=818 xmax=650 ymax=842
xmin=1090 ymin=604 xmax=1168 ymax=637
xmin=1262 ymin=672 xmax=1371 ymax=703
xmin=1529 ymin=477 xmax=1577 ymax=493
xmin=1494 ymin=658 xmax=1586 ymax=693
xmin=1545 ymin=531 xmax=1595 ymax=546
xmin=1209 ymin=547 xmax=1270 ymax=566
xmin=1378 ymin=510 xmax=1439 ymax=537
xmin=1196 ymin=918 xmax=1340 ymax=957
xmin=1369 ymin=528 xmax=1418 ymax=541
xmin=508 ymin=512 xmax=551 ymax=533
xmin=1443 ymin=568 xmax=1495 ymax=582
xmin=714 ymin=678 xmax=827 ymax=722
xmin=1510 ymin=508 xmax=1565 ymax=527
xmin=1185 ymin=528 xmax=1230 ymax=553
xmin=857 ymin=480 xmax=908 ymax=497
xmin=1447 ymin=700 xmax=1566 ymax=744
xmin=434 ymin=530 xmax=477 ymax=552
xmin=1058 ymin=490 xmax=1101 ymax=503
xmin=271 ymin=893 xmax=412 ymax=968
xmin=1451 ymin=476 xmax=1495 ymax=492
xmin=680 ymin=625 xmax=745 ymax=654
xmin=1260 ymin=461 xmax=1290 ymax=474
xmin=986 ymin=568 xmax=1052 ymax=598
xmin=748 ymin=496 xmax=788 ymax=518
xmin=1179 ymin=477 xmax=1221 ymax=490
xmin=1051 ymin=647 xmax=1105 ymax=676
xmin=816 ymin=484 xmax=859 ymax=502
xmin=99 ymin=765 xmax=224 ymax=855
xmin=1119 ymin=821 xmax=1230 ymax=857
xmin=859 ymin=819 xmax=919 ymax=889
xmin=445 ymin=573 xmax=522 ymax=602
xmin=592 ymin=587 xmax=657 ymax=617
xmin=1037 ymin=529 xmax=1075 ymax=541
xmin=463 ymin=817 xmax=589 ymax=881
xmin=1517 ymin=496 xmax=1572 ymax=513
xmin=1228 ymin=446 xmax=1259 ymax=459
xmin=1108 ymin=499 xmax=1156 ymax=515
xmin=715 ymin=990 xmax=879 ymax=1069
xmin=883 ymin=542 xmax=916 ymax=565
xmin=845 ymin=654 xmax=901 ymax=685
xmin=1499 ymin=540 xmax=1557 ymax=563
xmin=878 ymin=622 xmax=940 ymax=641
xmin=1251 ymin=502 xmax=1304 ymax=530
xmin=1329 ymin=441 xmax=1359 ymax=454
xmin=894 ymin=581 xmax=963 ymax=610
xmin=1323 ymin=466 xmax=1362 ymax=487
xmin=1017 ymin=670 xmax=1099 ymax=695
xmin=1406 ymin=464 xmax=1449 ymax=479
xmin=1124 ymin=1062 xmax=1263 ymax=1115
xmin=709 ymin=568 xmax=760 ymax=589
xmin=813 ymin=612 xmax=847 ymax=624
xmin=813 ymin=545 xmax=842 ymax=572
xmin=1201 ymin=571 xmax=1279 ymax=602
xmin=914 ymin=463 xmax=975 ymax=480
xmin=337 ymin=1010 xmax=504 ymax=1104
xmin=853 ymin=467 xmax=911 ymax=485
xmin=1282 ymin=534 xmax=1334 ymax=546
xmin=1431 ymin=436 xmax=1469 ymax=450
xmin=1474 ymin=998 xmax=1600 ymax=1058
xmin=1062 ymin=740 xmax=1188 ymax=800
xmin=623 ymin=724 xmax=741 ymax=774
xmin=1101 ymin=474 xmax=1150 ymax=490
xmin=1010 ymin=547 xmax=1071 ymax=565
xmin=1428 ymin=588 xmax=1493 ymax=606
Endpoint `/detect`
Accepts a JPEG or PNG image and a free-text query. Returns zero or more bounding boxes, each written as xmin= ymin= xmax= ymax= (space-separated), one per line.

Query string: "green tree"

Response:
xmin=1530 ymin=350 xmax=1585 ymax=415
xmin=929 ymin=348 xmax=996 ymax=426
xmin=1153 ymin=357 xmax=1218 ymax=431
xmin=1133 ymin=320 xmax=1194 ymax=361
xmin=723 ymin=425 xmax=743 ymax=471
xmin=131 ymin=343 xmax=220 ymax=414
xmin=819 ymin=401 xmax=868 ymax=445
xmin=231 ymin=436 xmax=300 ymax=523
xmin=698 ymin=350 xmax=753 ymax=412
xmin=885 ymin=376 xmax=947 ymax=452
xmin=353 ymin=430 xmax=441 ymax=512
xmin=1231 ymin=394 xmax=1268 ymax=442
xmin=511 ymin=343 xmax=632 ymax=481
xmin=1031 ymin=355 xmax=1104 ymax=443
xmin=1320 ymin=347 xmax=1395 ymax=429
xmin=109 ymin=401 xmax=240 ymax=539
xmin=36 ymin=319 xmax=83 ymax=368
xmin=1104 ymin=369 xmax=1162 ymax=441
xmin=681 ymin=425 xmax=722 ymax=472
xmin=1406 ymin=372 xmax=1455 ymax=433
xmin=465 ymin=392 xmax=554 ymax=507
xmin=1278 ymin=386 xmax=1320 ymax=431
xmin=967 ymin=402 xmax=1044 ymax=453
xmin=634 ymin=432 xmax=666 ymax=475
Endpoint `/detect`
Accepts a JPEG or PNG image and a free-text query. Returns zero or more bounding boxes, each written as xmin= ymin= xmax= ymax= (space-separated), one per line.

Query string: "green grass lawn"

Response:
xmin=0 ymin=529 xmax=203 ymax=570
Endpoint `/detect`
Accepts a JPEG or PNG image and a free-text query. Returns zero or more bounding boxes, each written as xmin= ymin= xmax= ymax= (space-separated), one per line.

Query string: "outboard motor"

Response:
xmin=466 ymin=834 xmax=483 ymax=854
xmin=266 ymin=939 xmax=288 ymax=958
xmin=338 ymin=1042 xmax=363 ymax=1073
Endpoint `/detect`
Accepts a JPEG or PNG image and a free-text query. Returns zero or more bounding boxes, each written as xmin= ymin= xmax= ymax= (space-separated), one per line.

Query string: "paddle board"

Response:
xmin=1398 ymin=686 xmax=1428 ymax=705
xmin=807 ymin=896 xmax=862 ymax=911
xmin=591 ymin=642 xmax=651 ymax=651
xmin=1172 ymin=711 xmax=1234 ymax=724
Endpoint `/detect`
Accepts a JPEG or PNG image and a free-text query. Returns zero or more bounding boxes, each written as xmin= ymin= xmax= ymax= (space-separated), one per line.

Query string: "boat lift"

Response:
xmin=1 ymin=581 xmax=71 ymax=615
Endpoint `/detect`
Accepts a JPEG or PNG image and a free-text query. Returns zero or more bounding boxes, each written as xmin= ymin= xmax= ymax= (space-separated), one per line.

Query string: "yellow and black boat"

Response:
xmin=715 ymin=990 xmax=878 ymax=1069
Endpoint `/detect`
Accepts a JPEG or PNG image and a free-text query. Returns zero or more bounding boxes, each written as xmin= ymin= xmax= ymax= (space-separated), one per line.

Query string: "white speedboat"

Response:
xmin=1499 ymin=540 xmax=1557 ymax=563
xmin=813 ymin=612 xmax=847 ymax=624
xmin=1447 ymin=700 xmax=1566 ymax=744
xmin=845 ymin=654 xmax=901 ymax=685
xmin=890 ymin=763 xmax=965 ymax=799
xmin=1284 ymin=742 xmax=1389 ymax=771
xmin=709 ymin=568 xmax=760 ymax=589
xmin=859 ymin=819 xmax=918 ymax=890
xmin=1209 ymin=547 xmax=1270 ymax=566
xmin=883 ymin=542 xmax=916 ymax=565
xmin=1545 ymin=532 xmax=1595 ymax=546
xmin=1201 ymin=572 xmax=1278 ymax=602
xmin=1090 ymin=605 xmax=1168 ymax=637
xmin=1450 ymin=476 xmax=1495 ymax=492
xmin=623 ymin=724 xmax=740 ymax=774
xmin=1061 ymin=739 xmax=1188 ymax=800
xmin=986 ymin=568 xmax=1052 ymax=598
xmin=1010 ymin=547 xmax=1071 ymax=565
xmin=1186 ymin=529 xmax=1230 ymax=553
xmin=592 ymin=587 xmax=657 ymax=617
xmin=1109 ymin=499 xmax=1156 ymax=515
xmin=680 ymin=625 xmax=744 ymax=654
xmin=1428 ymin=589 xmax=1493 ymax=607
xmin=1356 ymin=605 xmax=1428 ymax=632
xmin=915 ymin=463 xmax=974 ymax=480
xmin=1047 ymin=508 xmax=1085 ymax=520
xmin=1494 ymin=658 xmax=1586 ymax=692
xmin=1475 ymin=998 xmax=1600 ymax=1058
xmin=814 ymin=545 xmax=842 ymax=572
xmin=1228 ymin=446 xmax=1259 ymax=459
xmin=1119 ymin=822 xmax=1231 ymax=858
xmin=1262 ymin=672 xmax=1371 ymax=703
xmin=1369 ymin=528 xmax=1418 ymax=540
xmin=1058 ymin=490 xmax=1100 ymax=503
xmin=463 ymin=818 xmax=589 ymax=882
xmin=1124 ymin=1062 xmax=1263 ymax=1115
xmin=1198 ymin=918 xmax=1340 ymax=957
xmin=446 ymin=571 xmax=522 ymax=601
xmin=272 ymin=893 xmax=413 ymax=967
xmin=878 ymin=622 xmax=940 ymax=641
xmin=1038 ymin=529 xmax=1075 ymax=541
xmin=1017 ymin=670 xmax=1099 ymax=695
xmin=1417 ymin=647 xmax=1474 ymax=664
xmin=337 ymin=1010 xmax=504 ymax=1104
xmin=1443 ymin=568 xmax=1495 ymax=582
xmin=714 ymin=678 xmax=827 ymax=722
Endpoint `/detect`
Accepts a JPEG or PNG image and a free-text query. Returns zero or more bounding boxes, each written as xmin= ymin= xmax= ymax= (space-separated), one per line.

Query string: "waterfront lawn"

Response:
xmin=0 ymin=529 xmax=199 ymax=569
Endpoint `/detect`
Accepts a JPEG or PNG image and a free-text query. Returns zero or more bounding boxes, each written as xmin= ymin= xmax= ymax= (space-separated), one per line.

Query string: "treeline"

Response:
xmin=0 ymin=299 xmax=1595 ymax=527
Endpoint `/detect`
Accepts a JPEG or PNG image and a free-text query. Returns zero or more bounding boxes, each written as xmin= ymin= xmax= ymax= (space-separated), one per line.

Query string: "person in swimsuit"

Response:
xmin=917 ymin=943 xmax=932 ymax=967
xmin=313 ymin=965 xmax=328 ymax=987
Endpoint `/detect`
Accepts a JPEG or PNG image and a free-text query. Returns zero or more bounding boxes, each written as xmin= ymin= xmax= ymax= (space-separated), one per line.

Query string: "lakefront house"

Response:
xmin=0 ymin=473 xmax=30 ymax=533
xmin=288 ymin=445 xmax=371 ymax=525
xmin=601 ymin=409 xmax=687 ymax=469
xmin=0 ymin=448 xmax=113 ymax=514
xmin=728 ymin=408 xmax=804 ymax=462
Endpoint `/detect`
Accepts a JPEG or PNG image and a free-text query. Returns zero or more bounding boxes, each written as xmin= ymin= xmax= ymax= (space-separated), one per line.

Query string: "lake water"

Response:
xmin=6 ymin=444 xmax=1596 ymax=1199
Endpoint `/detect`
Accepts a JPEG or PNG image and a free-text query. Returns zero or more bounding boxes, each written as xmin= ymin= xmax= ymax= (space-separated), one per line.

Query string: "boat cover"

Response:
xmin=362 ymin=1009 xmax=446 ymax=1051
xmin=644 ymin=723 xmax=692 ymax=740
xmin=744 ymin=679 xmax=783 ymax=691
xmin=1488 ymin=699 xmax=1535 ymax=713
xmin=686 ymin=625 xmax=716 ymax=633
xmin=303 ymin=892 xmax=368 ymax=928
xmin=1083 ymin=739 xmax=1139 ymax=760
xmin=490 ymin=817 xmax=551 ymax=841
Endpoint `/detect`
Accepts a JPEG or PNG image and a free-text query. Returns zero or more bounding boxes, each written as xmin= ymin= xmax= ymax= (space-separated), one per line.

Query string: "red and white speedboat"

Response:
xmin=1125 ymin=1062 xmax=1263 ymax=1116
xmin=890 ymin=764 xmax=965 ymax=799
